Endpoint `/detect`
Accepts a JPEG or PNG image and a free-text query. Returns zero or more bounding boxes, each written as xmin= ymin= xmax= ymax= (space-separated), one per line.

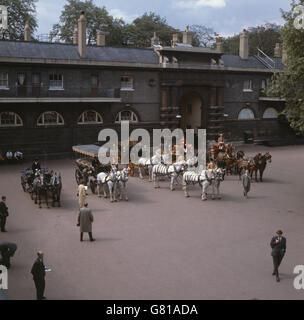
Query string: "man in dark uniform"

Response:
xmin=270 ymin=230 xmax=287 ymax=282
xmin=0 ymin=242 xmax=17 ymax=269
xmin=216 ymin=154 xmax=226 ymax=180
xmin=0 ymin=196 xmax=8 ymax=232
xmin=32 ymin=159 xmax=41 ymax=173
xmin=31 ymin=251 xmax=46 ymax=300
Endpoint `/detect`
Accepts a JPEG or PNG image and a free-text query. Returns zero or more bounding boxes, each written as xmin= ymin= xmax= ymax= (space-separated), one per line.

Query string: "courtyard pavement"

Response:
xmin=0 ymin=145 xmax=304 ymax=300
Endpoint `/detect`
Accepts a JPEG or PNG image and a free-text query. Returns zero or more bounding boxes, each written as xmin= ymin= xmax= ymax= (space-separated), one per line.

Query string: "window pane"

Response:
xmin=121 ymin=111 xmax=131 ymax=121
xmin=91 ymin=75 xmax=98 ymax=87
xmin=32 ymin=73 xmax=40 ymax=86
xmin=44 ymin=112 xmax=58 ymax=124
xmin=238 ymin=108 xmax=255 ymax=119
xmin=263 ymin=108 xmax=278 ymax=119
xmin=17 ymin=73 xmax=26 ymax=86
xmin=0 ymin=73 xmax=8 ymax=87
xmin=1 ymin=112 xmax=15 ymax=125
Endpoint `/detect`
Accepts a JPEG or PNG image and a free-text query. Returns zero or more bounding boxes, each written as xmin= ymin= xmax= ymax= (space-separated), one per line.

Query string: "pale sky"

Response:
xmin=36 ymin=0 xmax=291 ymax=37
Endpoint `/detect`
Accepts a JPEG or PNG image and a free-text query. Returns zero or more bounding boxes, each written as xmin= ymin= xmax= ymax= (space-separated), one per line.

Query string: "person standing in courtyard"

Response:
xmin=270 ymin=230 xmax=286 ymax=283
xmin=77 ymin=182 xmax=87 ymax=208
xmin=0 ymin=196 xmax=9 ymax=232
xmin=241 ymin=169 xmax=251 ymax=199
xmin=77 ymin=203 xmax=95 ymax=242
xmin=0 ymin=242 xmax=17 ymax=269
xmin=31 ymin=251 xmax=47 ymax=300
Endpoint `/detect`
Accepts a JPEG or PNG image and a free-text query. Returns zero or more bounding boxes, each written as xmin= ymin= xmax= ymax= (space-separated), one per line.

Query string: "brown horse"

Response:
xmin=250 ymin=152 xmax=272 ymax=182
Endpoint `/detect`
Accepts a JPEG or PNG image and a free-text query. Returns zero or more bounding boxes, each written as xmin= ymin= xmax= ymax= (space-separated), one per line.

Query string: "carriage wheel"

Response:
xmin=75 ymin=169 xmax=83 ymax=185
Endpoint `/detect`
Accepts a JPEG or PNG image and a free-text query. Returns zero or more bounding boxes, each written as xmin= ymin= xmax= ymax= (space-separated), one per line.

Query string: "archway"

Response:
xmin=179 ymin=92 xmax=202 ymax=132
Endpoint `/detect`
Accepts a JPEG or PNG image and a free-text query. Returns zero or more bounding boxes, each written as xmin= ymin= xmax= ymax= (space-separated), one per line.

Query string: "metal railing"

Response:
xmin=256 ymin=48 xmax=276 ymax=69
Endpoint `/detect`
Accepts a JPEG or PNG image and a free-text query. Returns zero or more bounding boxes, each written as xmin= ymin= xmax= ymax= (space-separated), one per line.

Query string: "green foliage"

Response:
xmin=123 ymin=12 xmax=177 ymax=47
xmin=223 ymin=23 xmax=281 ymax=56
xmin=51 ymin=0 xmax=125 ymax=45
xmin=266 ymin=0 xmax=304 ymax=134
xmin=0 ymin=0 xmax=38 ymax=40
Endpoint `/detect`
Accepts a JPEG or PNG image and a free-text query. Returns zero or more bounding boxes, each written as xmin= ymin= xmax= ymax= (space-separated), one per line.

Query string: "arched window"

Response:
xmin=37 ymin=111 xmax=64 ymax=126
xmin=238 ymin=108 xmax=255 ymax=120
xmin=0 ymin=112 xmax=23 ymax=127
xmin=263 ymin=107 xmax=278 ymax=119
xmin=115 ymin=110 xmax=138 ymax=123
xmin=78 ymin=110 xmax=103 ymax=125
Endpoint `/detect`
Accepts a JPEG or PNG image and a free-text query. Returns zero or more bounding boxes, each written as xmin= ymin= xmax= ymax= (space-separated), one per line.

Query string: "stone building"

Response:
xmin=0 ymin=14 xmax=295 ymax=158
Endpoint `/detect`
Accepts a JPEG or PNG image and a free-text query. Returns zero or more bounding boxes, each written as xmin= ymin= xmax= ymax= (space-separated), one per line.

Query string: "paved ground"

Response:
xmin=1 ymin=145 xmax=304 ymax=300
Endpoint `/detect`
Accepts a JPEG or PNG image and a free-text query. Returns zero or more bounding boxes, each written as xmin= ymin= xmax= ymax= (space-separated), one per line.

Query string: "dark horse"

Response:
xmin=250 ymin=152 xmax=272 ymax=182
xmin=31 ymin=174 xmax=52 ymax=209
xmin=50 ymin=172 xmax=62 ymax=207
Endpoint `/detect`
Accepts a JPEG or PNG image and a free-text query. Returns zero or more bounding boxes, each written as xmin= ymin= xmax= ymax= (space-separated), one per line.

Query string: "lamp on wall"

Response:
xmin=176 ymin=114 xmax=182 ymax=128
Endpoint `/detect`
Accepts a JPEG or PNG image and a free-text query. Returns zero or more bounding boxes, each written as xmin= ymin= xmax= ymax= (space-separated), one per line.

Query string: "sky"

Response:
xmin=36 ymin=0 xmax=292 ymax=37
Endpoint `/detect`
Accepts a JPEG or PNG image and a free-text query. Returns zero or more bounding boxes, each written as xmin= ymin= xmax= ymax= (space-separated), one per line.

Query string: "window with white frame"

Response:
xmin=261 ymin=79 xmax=267 ymax=90
xmin=37 ymin=111 xmax=64 ymax=126
xmin=115 ymin=110 xmax=138 ymax=123
xmin=78 ymin=110 xmax=103 ymax=124
xmin=238 ymin=108 xmax=255 ymax=120
xmin=49 ymin=73 xmax=63 ymax=90
xmin=243 ymin=80 xmax=252 ymax=92
xmin=263 ymin=107 xmax=278 ymax=119
xmin=120 ymin=76 xmax=133 ymax=90
xmin=0 ymin=72 xmax=8 ymax=89
xmin=0 ymin=112 xmax=23 ymax=127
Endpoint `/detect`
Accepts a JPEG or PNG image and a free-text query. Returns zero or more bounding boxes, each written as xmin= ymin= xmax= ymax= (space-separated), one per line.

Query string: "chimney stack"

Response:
xmin=78 ymin=11 xmax=87 ymax=58
xmin=216 ymin=37 xmax=223 ymax=52
xmin=151 ymin=32 xmax=160 ymax=46
xmin=24 ymin=21 xmax=31 ymax=41
xmin=97 ymin=26 xmax=106 ymax=47
xmin=239 ymin=29 xmax=248 ymax=60
xmin=73 ymin=24 xmax=78 ymax=44
xmin=183 ymin=26 xmax=193 ymax=45
xmin=172 ymin=33 xmax=179 ymax=46
xmin=282 ymin=48 xmax=288 ymax=65
xmin=274 ymin=43 xmax=281 ymax=57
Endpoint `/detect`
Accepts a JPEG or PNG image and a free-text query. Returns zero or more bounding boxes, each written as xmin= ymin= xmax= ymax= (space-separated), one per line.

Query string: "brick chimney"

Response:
xmin=216 ymin=37 xmax=223 ymax=52
xmin=73 ymin=24 xmax=78 ymax=44
xmin=239 ymin=29 xmax=248 ymax=60
xmin=183 ymin=26 xmax=193 ymax=45
xmin=151 ymin=32 xmax=160 ymax=46
xmin=97 ymin=26 xmax=106 ymax=46
xmin=24 ymin=21 xmax=31 ymax=41
xmin=78 ymin=11 xmax=87 ymax=58
xmin=274 ymin=43 xmax=281 ymax=57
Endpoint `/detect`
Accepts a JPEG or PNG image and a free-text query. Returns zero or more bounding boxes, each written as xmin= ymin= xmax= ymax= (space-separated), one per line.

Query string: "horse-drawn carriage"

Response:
xmin=73 ymin=145 xmax=112 ymax=194
xmin=21 ymin=167 xmax=62 ymax=208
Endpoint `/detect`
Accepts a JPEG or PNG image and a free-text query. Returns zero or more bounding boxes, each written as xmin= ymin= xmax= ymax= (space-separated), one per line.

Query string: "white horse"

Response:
xmin=138 ymin=154 xmax=161 ymax=181
xmin=96 ymin=170 xmax=118 ymax=202
xmin=183 ymin=168 xmax=223 ymax=201
xmin=152 ymin=160 xmax=186 ymax=191
xmin=116 ymin=167 xmax=130 ymax=201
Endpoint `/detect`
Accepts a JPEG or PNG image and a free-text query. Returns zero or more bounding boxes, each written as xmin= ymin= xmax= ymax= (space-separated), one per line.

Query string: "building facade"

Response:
xmin=0 ymin=16 xmax=296 ymax=158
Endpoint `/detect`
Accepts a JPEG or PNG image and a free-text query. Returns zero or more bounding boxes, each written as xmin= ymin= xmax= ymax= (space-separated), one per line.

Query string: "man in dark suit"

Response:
xmin=0 ymin=242 xmax=17 ymax=269
xmin=32 ymin=159 xmax=41 ymax=173
xmin=31 ymin=251 xmax=46 ymax=300
xmin=0 ymin=196 xmax=8 ymax=232
xmin=270 ymin=230 xmax=286 ymax=282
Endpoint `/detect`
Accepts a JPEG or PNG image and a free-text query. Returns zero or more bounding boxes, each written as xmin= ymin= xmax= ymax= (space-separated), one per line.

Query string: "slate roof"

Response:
xmin=0 ymin=40 xmax=160 ymax=64
xmin=222 ymin=54 xmax=283 ymax=70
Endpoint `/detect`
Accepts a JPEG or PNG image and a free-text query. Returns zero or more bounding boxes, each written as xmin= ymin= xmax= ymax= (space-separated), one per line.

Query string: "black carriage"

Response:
xmin=21 ymin=167 xmax=62 ymax=208
xmin=73 ymin=145 xmax=112 ymax=194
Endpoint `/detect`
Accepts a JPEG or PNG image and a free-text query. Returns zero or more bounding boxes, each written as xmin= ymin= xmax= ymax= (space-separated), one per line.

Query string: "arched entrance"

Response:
xmin=179 ymin=92 xmax=202 ymax=132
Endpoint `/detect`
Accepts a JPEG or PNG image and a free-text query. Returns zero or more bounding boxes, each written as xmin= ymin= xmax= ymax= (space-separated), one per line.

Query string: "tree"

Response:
xmin=266 ymin=0 xmax=304 ymax=134
xmin=0 ymin=0 xmax=38 ymax=40
xmin=223 ymin=23 xmax=281 ymax=56
xmin=189 ymin=25 xmax=218 ymax=47
xmin=123 ymin=12 xmax=177 ymax=47
xmin=51 ymin=0 xmax=125 ymax=46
